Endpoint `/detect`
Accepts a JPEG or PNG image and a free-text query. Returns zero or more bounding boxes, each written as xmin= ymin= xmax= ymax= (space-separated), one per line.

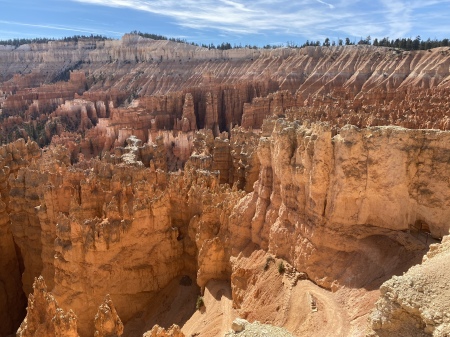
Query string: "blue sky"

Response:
xmin=1 ymin=0 xmax=450 ymax=46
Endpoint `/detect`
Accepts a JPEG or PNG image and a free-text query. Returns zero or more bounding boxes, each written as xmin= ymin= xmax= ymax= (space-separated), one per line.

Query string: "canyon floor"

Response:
xmin=1 ymin=35 xmax=450 ymax=337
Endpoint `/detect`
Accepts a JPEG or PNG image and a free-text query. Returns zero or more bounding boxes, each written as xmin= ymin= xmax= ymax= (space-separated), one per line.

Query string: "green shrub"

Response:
xmin=278 ymin=261 xmax=285 ymax=274
xmin=264 ymin=256 xmax=275 ymax=271
xmin=196 ymin=296 xmax=205 ymax=310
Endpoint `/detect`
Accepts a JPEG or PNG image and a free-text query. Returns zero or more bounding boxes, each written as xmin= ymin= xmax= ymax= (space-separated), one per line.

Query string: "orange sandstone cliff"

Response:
xmin=0 ymin=36 xmax=450 ymax=337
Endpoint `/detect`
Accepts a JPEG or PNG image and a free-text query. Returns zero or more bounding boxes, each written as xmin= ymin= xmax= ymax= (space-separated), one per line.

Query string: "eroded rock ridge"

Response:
xmin=0 ymin=36 xmax=449 ymax=337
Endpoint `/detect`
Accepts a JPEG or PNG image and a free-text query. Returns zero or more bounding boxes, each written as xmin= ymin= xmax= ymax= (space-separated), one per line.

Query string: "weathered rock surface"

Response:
xmin=2 ymin=37 xmax=450 ymax=337
xmin=94 ymin=295 xmax=123 ymax=337
xmin=227 ymin=120 xmax=450 ymax=290
xmin=242 ymin=86 xmax=450 ymax=130
xmin=225 ymin=319 xmax=294 ymax=337
xmin=2 ymin=39 xmax=450 ymax=152
xmin=368 ymin=235 xmax=450 ymax=337
xmin=2 ymin=132 xmax=243 ymax=336
xmin=2 ymin=120 xmax=449 ymax=337
xmin=0 ymin=139 xmax=41 ymax=336
xmin=143 ymin=325 xmax=184 ymax=337
xmin=231 ymin=318 xmax=247 ymax=332
xmin=16 ymin=276 xmax=79 ymax=337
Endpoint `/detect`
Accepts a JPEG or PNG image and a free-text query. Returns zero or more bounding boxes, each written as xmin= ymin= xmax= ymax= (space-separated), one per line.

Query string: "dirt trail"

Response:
xmin=278 ymin=279 xmax=348 ymax=337
xmin=182 ymin=280 xmax=237 ymax=337
xmin=122 ymin=266 xmax=365 ymax=337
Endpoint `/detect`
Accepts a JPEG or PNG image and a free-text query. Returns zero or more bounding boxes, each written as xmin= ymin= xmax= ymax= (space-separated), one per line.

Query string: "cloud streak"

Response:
xmin=316 ymin=0 xmax=335 ymax=9
xmin=0 ymin=20 xmax=123 ymax=36
xmin=69 ymin=0 xmax=363 ymax=36
xmin=378 ymin=0 xmax=411 ymax=38
xmin=22 ymin=0 xmax=446 ymax=42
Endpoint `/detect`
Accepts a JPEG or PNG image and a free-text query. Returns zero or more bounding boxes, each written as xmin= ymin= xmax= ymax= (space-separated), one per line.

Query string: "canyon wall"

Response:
xmin=0 ymin=139 xmax=41 ymax=335
xmin=1 ymin=36 xmax=450 ymax=336
xmin=2 ymin=37 xmax=450 ymax=150
xmin=369 ymin=236 xmax=450 ymax=336
xmin=227 ymin=120 xmax=450 ymax=289
xmin=1 ymin=120 xmax=448 ymax=336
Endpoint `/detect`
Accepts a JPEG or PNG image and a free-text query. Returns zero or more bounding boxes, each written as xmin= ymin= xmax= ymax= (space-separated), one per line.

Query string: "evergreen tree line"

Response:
xmin=372 ymin=36 xmax=449 ymax=50
xmin=0 ymin=34 xmax=111 ymax=47
xmin=1 ymin=31 xmax=449 ymax=51
xmin=0 ymin=37 xmax=53 ymax=47
xmin=131 ymin=30 xmax=190 ymax=44
xmin=200 ymin=42 xmax=261 ymax=50
xmin=299 ymin=36 xmax=450 ymax=50
xmin=132 ymin=31 xmax=260 ymax=49
xmin=133 ymin=31 xmax=450 ymax=51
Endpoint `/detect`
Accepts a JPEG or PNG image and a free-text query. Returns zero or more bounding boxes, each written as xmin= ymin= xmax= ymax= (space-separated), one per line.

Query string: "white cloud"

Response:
xmin=71 ymin=0 xmax=355 ymax=34
xmin=0 ymin=20 xmax=123 ymax=36
xmin=316 ymin=0 xmax=335 ymax=9
xmin=68 ymin=0 xmax=449 ymax=41
xmin=378 ymin=0 xmax=411 ymax=38
xmin=410 ymin=0 xmax=450 ymax=9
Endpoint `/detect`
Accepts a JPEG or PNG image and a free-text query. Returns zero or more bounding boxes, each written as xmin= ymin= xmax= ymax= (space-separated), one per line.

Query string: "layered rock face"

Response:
xmin=242 ymin=86 xmax=450 ymax=130
xmin=16 ymin=276 xmax=79 ymax=337
xmin=0 ymin=139 xmax=41 ymax=335
xmin=2 ymin=37 xmax=450 ymax=151
xmin=1 ymin=36 xmax=450 ymax=337
xmin=369 ymin=236 xmax=450 ymax=337
xmin=94 ymin=295 xmax=123 ymax=337
xmin=143 ymin=325 xmax=184 ymax=337
xmin=1 ymin=136 xmax=244 ymax=336
xmin=33 ymin=119 xmax=449 ymax=334
xmin=227 ymin=120 xmax=450 ymax=289
xmin=4 ymin=120 xmax=448 ymax=336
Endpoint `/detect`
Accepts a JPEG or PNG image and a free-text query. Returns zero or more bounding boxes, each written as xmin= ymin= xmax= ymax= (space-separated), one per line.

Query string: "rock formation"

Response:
xmin=0 ymin=139 xmax=41 ymax=335
xmin=2 ymin=39 xmax=450 ymax=150
xmin=16 ymin=276 xmax=79 ymax=337
xmin=143 ymin=325 xmax=184 ymax=337
xmin=368 ymin=235 xmax=450 ymax=337
xmin=1 ymin=36 xmax=450 ymax=337
xmin=226 ymin=120 xmax=450 ymax=290
xmin=94 ymin=295 xmax=123 ymax=337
